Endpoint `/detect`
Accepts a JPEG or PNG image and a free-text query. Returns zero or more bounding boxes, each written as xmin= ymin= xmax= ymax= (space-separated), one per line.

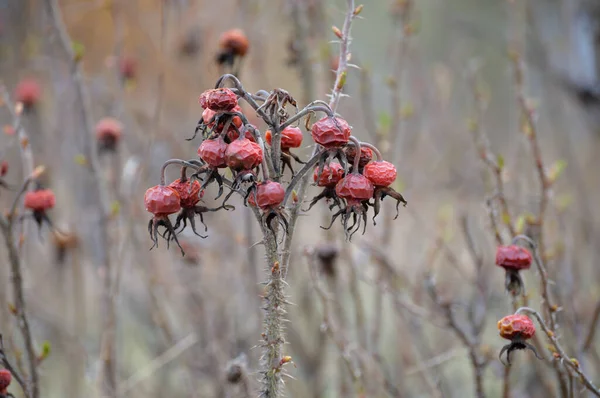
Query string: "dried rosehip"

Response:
xmin=219 ymin=29 xmax=249 ymax=57
xmin=23 ymin=188 xmax=56 ymax=232
xmin=497 ymin=314 xmax=541 ymax=366
xmin=265 ymin=126 xmax=303 ymax=149
xmin=496 ymin=245 xmax=532 ymax=271
xmin=199 ymin=88 xmax=238 ymax=112
xmin=311 ymin=116 xmax=351 ymax=148
xmin=169 ymin=178 xmax=202 ymax=208
xmin=496 ymin=245 xmax=532 ymax=296
xmin=15 ymin=79 xmax=41 ymax=108
xmin=225 ymin=138 xmax=263 ymax=171
xmin=198 ymin=138 xmax=228 ymax=168
xmin=313 ymin=162 xmax=344 ymax=187
xmin=203 ymin=105 xmax=243 ymax=129
xmin=345 ymin=146 xmax=373 ymax=172
xmin=254 ymin=180 xmax=285 ymax=209
xmin=335 ymin=174 xmax=374 ymax=202
xmin=226 ymin=123 xmax=256 ymax=143
xmin=0 ymin=368 xmax=11 ymax=393
xmin=363 ymin=160 xmax=397 ymax=187
xmin=95 ymin=117 xmax=123 ymax=152
xmin=145 ymin=185 xmax=184 ymax=254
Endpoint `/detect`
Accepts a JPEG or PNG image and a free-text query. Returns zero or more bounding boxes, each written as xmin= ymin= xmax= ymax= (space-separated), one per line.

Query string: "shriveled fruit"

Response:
xmin=144 ymin=185 xmax=181 ymax=216
xmin=198 ymin=138 xmax=228 ymax=168
xmin=335 ymin=174 xmax=373 ymax=201
xmin=225 ymin=138 xmax=263 ymax=170
xmin=169 ymin=178 xmax=202 ymax=208
xmin=314 ymin=163 xmax=344 ymax=187
xmin=496 ymin=245 xmax=532 ymax=271
xmin=311 ymin=116 xmax=351 ymax=147
xmin=363 ymin=160 xmax=397 ymax=187
xmin=252 ymin=181 xmax=285 ymax=209
xmin=498 ymin=314 xmax=536 ymax=340
xmin=266 ymin=126 xmax=303 ymax=149
xmin=199 ymin=88 xmax=238 ymax=112
xmin=345 ymin=146 xmax=372 ymax=169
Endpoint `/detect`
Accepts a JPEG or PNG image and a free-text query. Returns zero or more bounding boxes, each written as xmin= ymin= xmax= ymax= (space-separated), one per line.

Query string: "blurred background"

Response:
xmin=1 ymin=0 xmax=600 ymax=397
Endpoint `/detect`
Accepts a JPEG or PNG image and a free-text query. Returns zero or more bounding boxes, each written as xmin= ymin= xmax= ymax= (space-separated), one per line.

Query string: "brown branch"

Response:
xmin=583 ymin=298 xmax=600 ymax=351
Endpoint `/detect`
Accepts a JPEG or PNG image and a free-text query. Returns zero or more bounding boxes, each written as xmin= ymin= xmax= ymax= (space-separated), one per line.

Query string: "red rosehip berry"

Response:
xmin=168 ymin=178 xmax=203 ymax=208
xmin=15 ymin=79 xmax=41 ymax=108
xmin=144 ymin=185 xmax=181 ymax=216
xmin=226 ymin=124 xmax=256 ymax=143
xmin=199 ymin=88 xmax=238 ymax=112
xmin=313 ymin=162 xmax=344 ymax=187
xmin=198 ymin=138 xmax=228 ymax=168
xmin=119 ymin=56 xmax=137 ymax=80
xmin=335 ymin=174 xmax=374 ymax=202
xmin=251 ymin=180 xmax=285 ymax=209
xmin=363 ymin=160 xmax=397 ymax=187
xmin=496 ymin=245 xmax=532 ymax=271
xmin=0 ymin=161 xmax=8 ymax=177
xmin=311 ymin=116 xmax=351 ymax=148
xmin=24 ymin=189 xmax=56 ymax=212
xmin=265 ymin=126 xmax=303 ymax=149
xmin=498 ymin=314 xmax=536 ymax=340
xmin=203 ymin=105 xmax=243 ymax=130
xmin=225 ymin=138 xmax=263 ymax=170
xmin=345 ymin=146 xmax=373 ymax=169
xmin=219 ymin=29 xmax=249 ymax=57
xmin=0 ymin=368 xmax=11 ymax=392
xmin=95 ymin=117 xmax=123 ymax=151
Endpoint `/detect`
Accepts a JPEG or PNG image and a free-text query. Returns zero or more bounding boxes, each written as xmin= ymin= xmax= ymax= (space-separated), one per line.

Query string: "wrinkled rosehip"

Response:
xmin=496 ymin=245 xmax=532 ymax=271
xmin=345 ymin=146 xmax=373 ymax=169
xmin=15 ymin=79 xmax=41 ymax=108
xmin=199 ymin=88 xmax=238 ymax=112
xmin=265 ymin=126 xmax=303 ymax=149
xmin=227 ymin=124 xmax=256 ymax=143
xmin=203 ymin=105 xmax=243 ymax=130
xmin=144 ymin=185 xmax=181 ymax=216
xmin=225 ymin=138 xmax=263 ymax=170
xmin=313 ymin=163 xmax=344 ymax=187
xmin=363 ymin=160 xmax=397 ymax=187
xmin=311 ymin=116 xmax=351 ymax=148
xmin=0 ymin=368 xmax=11 ymax=392
xmin=498 ymin=314 xmax=536 ymax=340
xmin=169 ymin=178 xmax=202 ymax=208
xmin=24 ymin=189 xmax=56 ymax=212
xmin=198 ymin=138 xmax=228 ymax=168
xmin=219 ymin=29 xmax=249 ymax=57
xmin=252 ymin=181 xmax=285 ymax=209
xmin=335 ymin=174 xmax=374 ymax=202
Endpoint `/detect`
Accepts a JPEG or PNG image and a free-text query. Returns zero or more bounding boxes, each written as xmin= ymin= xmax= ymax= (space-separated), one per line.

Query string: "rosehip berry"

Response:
xmin=496 ymin=245 xmax=532 ymax=271
xmin=0 ymin=161 xmax=8 ymax=177
xmin=24 ymin=189 xmax=56 ymax=212
xmin=311 ymin=116 xmax=351 ymax=147
xmin=15 ymin=79 xmax=41 ymax=108
xmin=225 ymin=138 xmax=263 ymax=170
xmin=144 ymin=185 xmax=181 ymax=216
xmin=168 ymin=178 xmax=202 ymax=208
xmin=226 ymin=123 xmax=256 ymax=143
xmin=252 ymin=181 xmax=285 ymax=209
xmin=335 ymin=174 xmax=374 ymax=202
xmin=203 ymin=105 xmax=243 ymax=129
xmin=219 ymin=29 xmax=249 ymax=57
xmin=0 ymin=368 xmax=11 ymax=392
xmin=199 ymin=88 xmax=238 ymax=112
xmin=345 ymin=146 xmax=373 ymax=169
xmin=198 ymin=138 xmax=228 ymax=168
xmin=95 ymin=117 xmax=123 ymax=152
xmin=119 ymin=56 xmax=137 ymax=80
xmin=313 ymin=163 xmax=344 ymax=187
xmin=363 ymin=160 xmax=397 ymax=187
xmin=498 ymin=314 xmax=536 ymax=340
xmin=265 ymin=126 xmax=303 ymax=149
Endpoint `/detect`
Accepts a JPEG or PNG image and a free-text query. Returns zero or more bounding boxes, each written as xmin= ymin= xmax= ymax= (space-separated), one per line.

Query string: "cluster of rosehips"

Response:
xmin=144 ymin=77 xmax=407 ymax=254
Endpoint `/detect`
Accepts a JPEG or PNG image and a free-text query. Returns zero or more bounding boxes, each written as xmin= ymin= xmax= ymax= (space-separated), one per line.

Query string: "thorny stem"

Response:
xmin=329 ymin=0 xmax=357 ymax=113
xmin=282 ymin=150 xmax=324 ymax=206
xmin=515 ymin=307 xmax=600 ymax=397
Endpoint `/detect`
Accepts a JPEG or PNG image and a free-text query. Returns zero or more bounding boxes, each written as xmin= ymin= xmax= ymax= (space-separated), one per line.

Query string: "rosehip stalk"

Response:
xmin=160 ymin=159 xmax=201 ymax=185
xmin=348 ymin=136 xmax=362 ymax=173
xmin=282 ymin=149 xmax=326 ymax=205
xmin=358 ymin=141 xmax=383 ymax=161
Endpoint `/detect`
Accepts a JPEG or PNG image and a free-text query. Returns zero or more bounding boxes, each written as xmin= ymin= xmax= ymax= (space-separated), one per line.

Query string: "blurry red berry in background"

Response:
xmin=219 ymin=29 xmax=249 ymax=57
xmin=0 ymin=368 xmax=11 ymax=393
xmin=95 ymin=118 xmax=123 ymax=152
xmin=0 ymin=161 xmax=8 ymax=177
xmin=311 ymin=116 xmax=351 ymax=148
xmin=363 ymin=160 xmax=397 ymax=187
xmin=169 ymin=178 xmax=202 ymax=208
xmin=15 ymin=79 xmax=41 ymax=108
xmin=24 ymin=189 xmax=56 ymax=212
xmin=119 ymin=56 xmax=137 ymax=80
xmin=144 ymin=185 xmax=181 ymax=216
